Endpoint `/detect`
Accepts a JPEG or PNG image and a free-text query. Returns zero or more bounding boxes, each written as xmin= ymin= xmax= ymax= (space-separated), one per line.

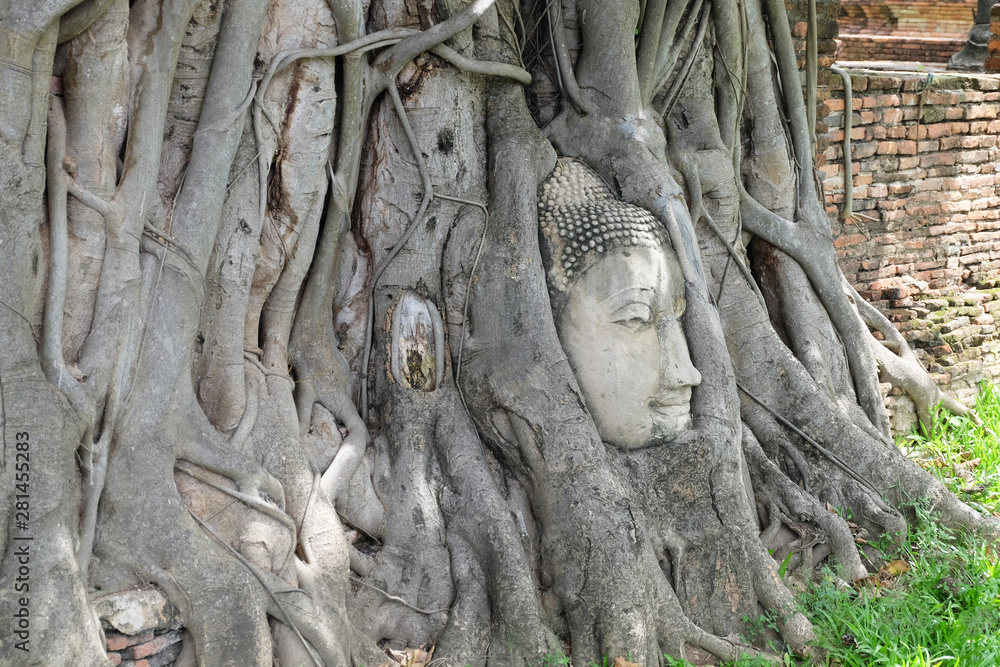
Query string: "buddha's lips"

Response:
xmin=649 ymin=391 xmax=692 ymax=411
xmin=649 ymin=401 xmax=690 ymax=413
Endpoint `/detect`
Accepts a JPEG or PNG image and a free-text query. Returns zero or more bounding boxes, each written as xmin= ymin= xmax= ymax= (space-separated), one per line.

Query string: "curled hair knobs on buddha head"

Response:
xmin=537 ymin=159 xmax=672 ymax=314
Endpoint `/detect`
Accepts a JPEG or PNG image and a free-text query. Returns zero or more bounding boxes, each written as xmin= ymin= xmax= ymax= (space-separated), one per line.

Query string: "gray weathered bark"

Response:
xmin=1 ymin=0 xmax=997 ymax=665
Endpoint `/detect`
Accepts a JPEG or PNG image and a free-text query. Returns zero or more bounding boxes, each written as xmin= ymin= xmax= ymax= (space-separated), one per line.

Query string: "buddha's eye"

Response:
xmin=611 ymin=303 xmax=653 ymax=328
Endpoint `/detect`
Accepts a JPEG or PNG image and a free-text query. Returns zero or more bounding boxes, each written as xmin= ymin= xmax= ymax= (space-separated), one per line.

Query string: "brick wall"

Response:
xmin=837 ymin=36 xmax=968 ymax=64
xmin=105 ymin=628 xmax=183 ymax=667
xmin=838 ymin=0 xmax=976 ymax=63
xmin=818 ymin=70 xmax=1000 ymax=429
xmin=786 ymin=0 xmax=842 ymax=68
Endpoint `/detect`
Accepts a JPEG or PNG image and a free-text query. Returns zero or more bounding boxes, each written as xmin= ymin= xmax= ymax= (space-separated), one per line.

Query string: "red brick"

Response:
xmin=132 ymin=631 xmax=182 ymax=659
xmin=107 ymin=653 xmax=122 ymax=667
xmin=870 ymin=183 xmax=889 ymax=198
xmin=942 ymin=200 xmax=973 ymax=213
xmin=939 ymin=136 xmax=961 ymax=150
xmin=914 ymin=178 xmax=944 ymax=192
xmin=963 ymin=174 xmax=996 ymax=188
xmin=882 ymin=108 xmax=904 ymax=124
xmin=884 ymin=285 xmax=913 ymax=299
xmin=834 ymin=233 xmax=869 ymax=248
xmin=967 ymin=104 xmax=999 ymax=120
xmin=853 ymin=141 xmax=879 ymax=159
xmin=820 ymin=163 xmax=841 ymax=178
xmin=871 ymin=278 xmax=901 ymax=290
xmin=898 ymin=140 xmax=918 ymax=155
xmin=957 ymin=149 xmax=990 ymax=164
xmin=928 ymin=92 xmax=960 ymax=106
xmin=105 ymin=631 xmax=154 ymax=652
xmin=920 ymin=153 xmax=956 ymax=167
xmin=868 ymin=125 xmax=888 ymax=140
xmin=926 ymin=123 xmax=953 ymax=139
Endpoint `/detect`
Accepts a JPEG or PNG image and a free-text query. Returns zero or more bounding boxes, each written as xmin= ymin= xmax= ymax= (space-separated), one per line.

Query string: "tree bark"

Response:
xmin=1 ymin=0 xmax=997 ymax=665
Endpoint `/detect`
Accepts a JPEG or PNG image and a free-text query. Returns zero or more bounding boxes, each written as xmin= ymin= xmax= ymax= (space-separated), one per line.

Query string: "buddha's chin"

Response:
xmin=649 ymin=408 xmax=692 ymax=444
xmin=598 ymin=404 xmax=691 ymax=451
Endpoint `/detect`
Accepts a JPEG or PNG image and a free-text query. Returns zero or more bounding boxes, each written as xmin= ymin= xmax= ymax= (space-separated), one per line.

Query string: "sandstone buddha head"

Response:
xmin=539 ymin=160 xmax=701 ymax=449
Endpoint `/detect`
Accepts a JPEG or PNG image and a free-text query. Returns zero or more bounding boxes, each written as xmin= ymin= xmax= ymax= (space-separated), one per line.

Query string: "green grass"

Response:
xmin=901 ymin=380 xmax=1000 ymax=518
xmin=798 ymin=503 xmax=1000 ymax=666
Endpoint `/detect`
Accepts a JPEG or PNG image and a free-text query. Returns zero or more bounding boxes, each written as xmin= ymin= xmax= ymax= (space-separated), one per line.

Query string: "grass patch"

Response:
xmin=901 ymin=380 xmax=1000 ymax=518
xmin=799 ymin=503 xmax=1000 ymax=666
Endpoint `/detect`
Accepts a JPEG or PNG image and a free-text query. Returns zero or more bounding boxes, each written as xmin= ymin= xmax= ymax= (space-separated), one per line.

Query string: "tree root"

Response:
xmin=847 ymin=280 xmax=980 ymax=429
xmin=546 ymin=0 xmax=595 ymax=115
xmin=743 ymin=428 xmax=867 ymax=581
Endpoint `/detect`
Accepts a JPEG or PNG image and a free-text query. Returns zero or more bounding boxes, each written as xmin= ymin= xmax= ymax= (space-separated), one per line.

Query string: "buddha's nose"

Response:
xmin=658 ymin=316 xmax=702 ymax=389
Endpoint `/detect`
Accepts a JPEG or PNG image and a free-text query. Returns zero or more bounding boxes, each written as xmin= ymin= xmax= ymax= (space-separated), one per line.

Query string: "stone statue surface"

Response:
xmin=539 ymin=160 xmax=701 ymax=449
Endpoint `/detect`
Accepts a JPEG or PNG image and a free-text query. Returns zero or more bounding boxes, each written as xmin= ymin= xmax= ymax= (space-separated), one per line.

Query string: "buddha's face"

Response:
xmin=556 ymin=245 xmax=701 ymax=449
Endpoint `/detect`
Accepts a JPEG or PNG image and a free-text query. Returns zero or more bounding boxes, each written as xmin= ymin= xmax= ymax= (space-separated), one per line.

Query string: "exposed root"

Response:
xmin=656 ymin=1 xmax=711 ymax=119
xmin=43 ymin=94 xmax=93 ymax=414
xmin=669 ymin=146 xmax=765 ymax=310
xmin=847 ymin=280 xmax=980 ymax=428
xmin=349 ymin=575 xmax=451 ymax=616
xmin=738 ymin=380 xmax=881 ymax=497
xmin=546 ymin=0 xmax=596 ymax=114
xmin=435 ymin=193 xmax=489 ymax=390
xmin=744 ymin=428 xmax=867 ymax=581
xmin=185 ymin=508 xmax=323 ymax=667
